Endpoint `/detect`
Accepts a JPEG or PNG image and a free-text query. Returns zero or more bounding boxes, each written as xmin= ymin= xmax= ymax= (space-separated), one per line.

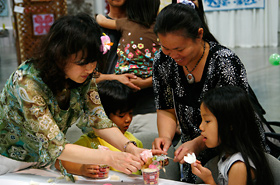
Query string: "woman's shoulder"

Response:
xmin=209 ymin=41 xmax=234 ymax=55
xmin=12 ymin=60 xmax=44 ymax=85
xmin=208 ymin=41 xmax=242 ymax=66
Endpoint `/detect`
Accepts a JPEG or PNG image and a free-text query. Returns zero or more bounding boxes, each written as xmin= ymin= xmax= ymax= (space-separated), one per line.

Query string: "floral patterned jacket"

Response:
xmin=0 ymin=61 xmax=115 ymax=168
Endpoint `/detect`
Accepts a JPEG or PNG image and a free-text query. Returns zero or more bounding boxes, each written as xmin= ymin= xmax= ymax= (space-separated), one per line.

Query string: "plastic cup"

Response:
xmin=94 ymin=165 xmax=109 ymax=179
xmin=142 ymin=168 xmax=159 ymax=185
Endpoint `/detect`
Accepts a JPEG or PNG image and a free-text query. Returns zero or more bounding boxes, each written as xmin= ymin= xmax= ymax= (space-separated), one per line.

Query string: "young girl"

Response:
xmin=191 ymin=86 xmax=273 ymax=185
xmin=96 ymin=0 xmax=160 ymax=79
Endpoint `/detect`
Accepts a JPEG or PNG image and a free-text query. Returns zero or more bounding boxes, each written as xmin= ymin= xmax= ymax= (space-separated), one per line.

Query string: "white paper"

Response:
xmin=184 ymin=153 xmax=196 ymax=164
xmin=14 ymin=6 xmax=24 ymax=14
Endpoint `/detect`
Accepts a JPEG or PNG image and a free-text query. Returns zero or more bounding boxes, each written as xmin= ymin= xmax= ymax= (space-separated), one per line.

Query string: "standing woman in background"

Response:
xmin=152 ymin=3 xmax=268 ymax=183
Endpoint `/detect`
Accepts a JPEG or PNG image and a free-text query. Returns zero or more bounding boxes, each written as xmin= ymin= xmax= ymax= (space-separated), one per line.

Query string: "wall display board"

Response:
xmin=12 ymin=0 xmax=67 ymax=64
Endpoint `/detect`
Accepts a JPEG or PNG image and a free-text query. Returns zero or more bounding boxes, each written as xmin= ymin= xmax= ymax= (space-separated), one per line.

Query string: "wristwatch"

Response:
xmin=124 ymin=141 xmax=137 ymax=152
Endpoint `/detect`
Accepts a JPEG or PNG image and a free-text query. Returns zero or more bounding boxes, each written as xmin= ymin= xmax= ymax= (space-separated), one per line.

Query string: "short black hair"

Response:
xmin=98 ymin=80 xmax=135 ymax=116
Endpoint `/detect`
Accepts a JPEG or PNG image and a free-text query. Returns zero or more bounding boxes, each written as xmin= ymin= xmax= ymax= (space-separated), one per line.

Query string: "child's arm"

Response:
xmin=227 ymin=161 xmax=249 ymax=185
xmin=54 ymin=159 xmax=100 ymax=178
xmin=96 ymin=73 xmax=141 ymax=91
xmin=130 ymin=76 xmax=153 ymax=89
xmin=191 ymin=160 xmax=216 ymax=185
xmin=96 ymin=14 xmax=117 ymax=30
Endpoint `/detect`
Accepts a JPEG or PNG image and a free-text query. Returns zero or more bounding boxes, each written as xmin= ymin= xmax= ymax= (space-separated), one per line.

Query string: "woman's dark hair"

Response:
xmin=201 ymin=86 xmax=273 ymax=185
xmin=126 ymin=0 xmax=160 ymax=28
xmin=154 ymin=3 xmax=218 ymax=42
xmin=33 ymin=13 xmax=104 ymax=94
xmin=194 ymin=0 xmax=218 ymax=43
xmin=98 ymin=80 xmax=135 ymax=116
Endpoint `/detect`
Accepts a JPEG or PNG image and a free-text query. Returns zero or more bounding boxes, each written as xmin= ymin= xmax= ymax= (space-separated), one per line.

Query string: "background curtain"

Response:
xmin=205 ymin=0 xmax=279 ymax=48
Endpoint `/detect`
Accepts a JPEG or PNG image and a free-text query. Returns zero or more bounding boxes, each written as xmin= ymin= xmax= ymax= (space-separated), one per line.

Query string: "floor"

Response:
xmin=0 ymin=42 xmax=279 ymax=131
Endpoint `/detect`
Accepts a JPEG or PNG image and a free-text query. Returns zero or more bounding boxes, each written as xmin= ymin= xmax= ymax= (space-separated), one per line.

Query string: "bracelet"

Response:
xmin=124 ymin=141 xmax=137 ymax=152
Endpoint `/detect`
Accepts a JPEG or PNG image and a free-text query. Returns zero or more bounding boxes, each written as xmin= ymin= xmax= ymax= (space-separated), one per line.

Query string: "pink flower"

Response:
xmin=128 ymin=52 xmax=134 ymax=59
xmin=140 ymin=150 xmax=153 ymax=162
xmin=100 ymin=34 xmax=113 ymax=54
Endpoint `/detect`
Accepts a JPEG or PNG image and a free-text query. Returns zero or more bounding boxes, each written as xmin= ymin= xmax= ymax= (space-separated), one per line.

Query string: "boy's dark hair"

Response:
xmin=202 ymin=86 xmax=273 ymax=185
xmin=98 ymin=80 xmax=135 ymax=116
xmin=154 ymin=3 xmax=218 ymax=43
xmin=126 ymin=0 xmax=160 ymax=28
xmin=32 ymin=13 xmax=105 ymax=94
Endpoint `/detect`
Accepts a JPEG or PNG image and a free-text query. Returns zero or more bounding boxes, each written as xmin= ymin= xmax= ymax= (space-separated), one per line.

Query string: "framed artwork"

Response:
xmin=0 ymin=0 xmax=9 ymax=17
xmin=32 ymin=13 xmax=54 ymax=36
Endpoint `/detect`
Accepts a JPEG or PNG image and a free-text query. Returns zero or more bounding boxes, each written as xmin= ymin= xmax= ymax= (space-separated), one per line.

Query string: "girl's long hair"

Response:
xmin=126 ymin=0 xmax=160 ymax=28
xmin=33 ymin=13 xmax=104 ymax=94
xmin=202 ymin=86 xmax=273 ymax=185
xmin=154 ymin=3 xmax=218 ymax=43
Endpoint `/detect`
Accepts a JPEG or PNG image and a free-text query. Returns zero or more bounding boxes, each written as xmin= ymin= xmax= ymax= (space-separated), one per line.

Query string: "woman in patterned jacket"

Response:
xmin=152 ymin=3 xmax=268 ymax=183
xmin=0 ymin=13 xmax=150 ymax=179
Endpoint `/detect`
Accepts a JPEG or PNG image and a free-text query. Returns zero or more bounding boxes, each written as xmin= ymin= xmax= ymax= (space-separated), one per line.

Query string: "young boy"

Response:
xmin=55 ymin=80 xmax=143 ymax=178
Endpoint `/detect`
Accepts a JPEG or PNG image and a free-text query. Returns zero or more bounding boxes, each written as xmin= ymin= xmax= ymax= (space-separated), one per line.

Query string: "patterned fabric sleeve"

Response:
xmin=82 ymin=78 xmax=117 ymax=129
xmin=13 ymin=72 xmax=66 ymax=164
xmin=153 ymin=51 xmax=174 ymax=110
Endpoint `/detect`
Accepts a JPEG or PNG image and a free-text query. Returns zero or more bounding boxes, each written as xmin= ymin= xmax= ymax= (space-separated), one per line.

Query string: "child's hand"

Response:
xmin=191 ymin=160 xmax=216 ymax=185
xmin=80 ymin=164 xmax=101 ymax=178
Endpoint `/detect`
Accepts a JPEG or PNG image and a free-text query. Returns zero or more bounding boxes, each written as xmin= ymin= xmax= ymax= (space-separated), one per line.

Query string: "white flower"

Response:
xmin=184 ymin=153 xmax=196 ymax=164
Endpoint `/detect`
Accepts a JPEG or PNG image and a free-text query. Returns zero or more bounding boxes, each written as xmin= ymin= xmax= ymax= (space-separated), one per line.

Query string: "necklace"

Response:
xmin=184 ymin=41 xmax=206 ymax=84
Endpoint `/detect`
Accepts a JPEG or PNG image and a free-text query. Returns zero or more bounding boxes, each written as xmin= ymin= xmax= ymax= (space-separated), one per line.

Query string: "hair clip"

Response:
xmin=177 ymin=0 xmax=196 ymax=9
xmin=100 ymin=33 xmax=113 ymax=54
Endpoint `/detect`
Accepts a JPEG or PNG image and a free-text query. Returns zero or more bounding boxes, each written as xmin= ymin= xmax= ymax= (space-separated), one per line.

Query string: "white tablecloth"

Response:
xmin=0 ymin=165 xmax=205 ymax=185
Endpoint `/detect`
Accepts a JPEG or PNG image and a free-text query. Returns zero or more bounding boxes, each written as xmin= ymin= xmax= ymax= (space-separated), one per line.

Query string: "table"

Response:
xmin=0 ymin=165 xmax=205 ymax=185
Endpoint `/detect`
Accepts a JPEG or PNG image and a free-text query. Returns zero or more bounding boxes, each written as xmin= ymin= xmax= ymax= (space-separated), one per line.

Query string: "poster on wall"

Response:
xmin=32 ymin=14 xmax=54 ymax=36
xmin=204 ymin=0 xmax=265 ymax=12
xmin=0 ymin=0 xmax=9 ymax=17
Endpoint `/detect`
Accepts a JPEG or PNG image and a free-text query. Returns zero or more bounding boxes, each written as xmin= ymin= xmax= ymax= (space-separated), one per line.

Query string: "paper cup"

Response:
xmin=94 ymin=165 xmax=109 ymax=179
xmin=142 ymin=168 xmax=159 ymax=185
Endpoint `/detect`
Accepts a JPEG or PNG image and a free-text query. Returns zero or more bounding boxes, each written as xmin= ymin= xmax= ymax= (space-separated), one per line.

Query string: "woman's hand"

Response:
xmin=130 ymin=76 xmax=152 ymax=89
xmin=79 ymin=164 xmax=101 ymax=178
xmin=106 ymin=150 xmax=142 ymax=174
xmin=191 ymin=160 xmax=216 ymax=185
xmin=174 ymin=136 xmax=205 ymax=164
xmin=115 ymin=74 xmax=141 ymax=91
xmin=152 ymin=136 xmax=172 ymax=153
